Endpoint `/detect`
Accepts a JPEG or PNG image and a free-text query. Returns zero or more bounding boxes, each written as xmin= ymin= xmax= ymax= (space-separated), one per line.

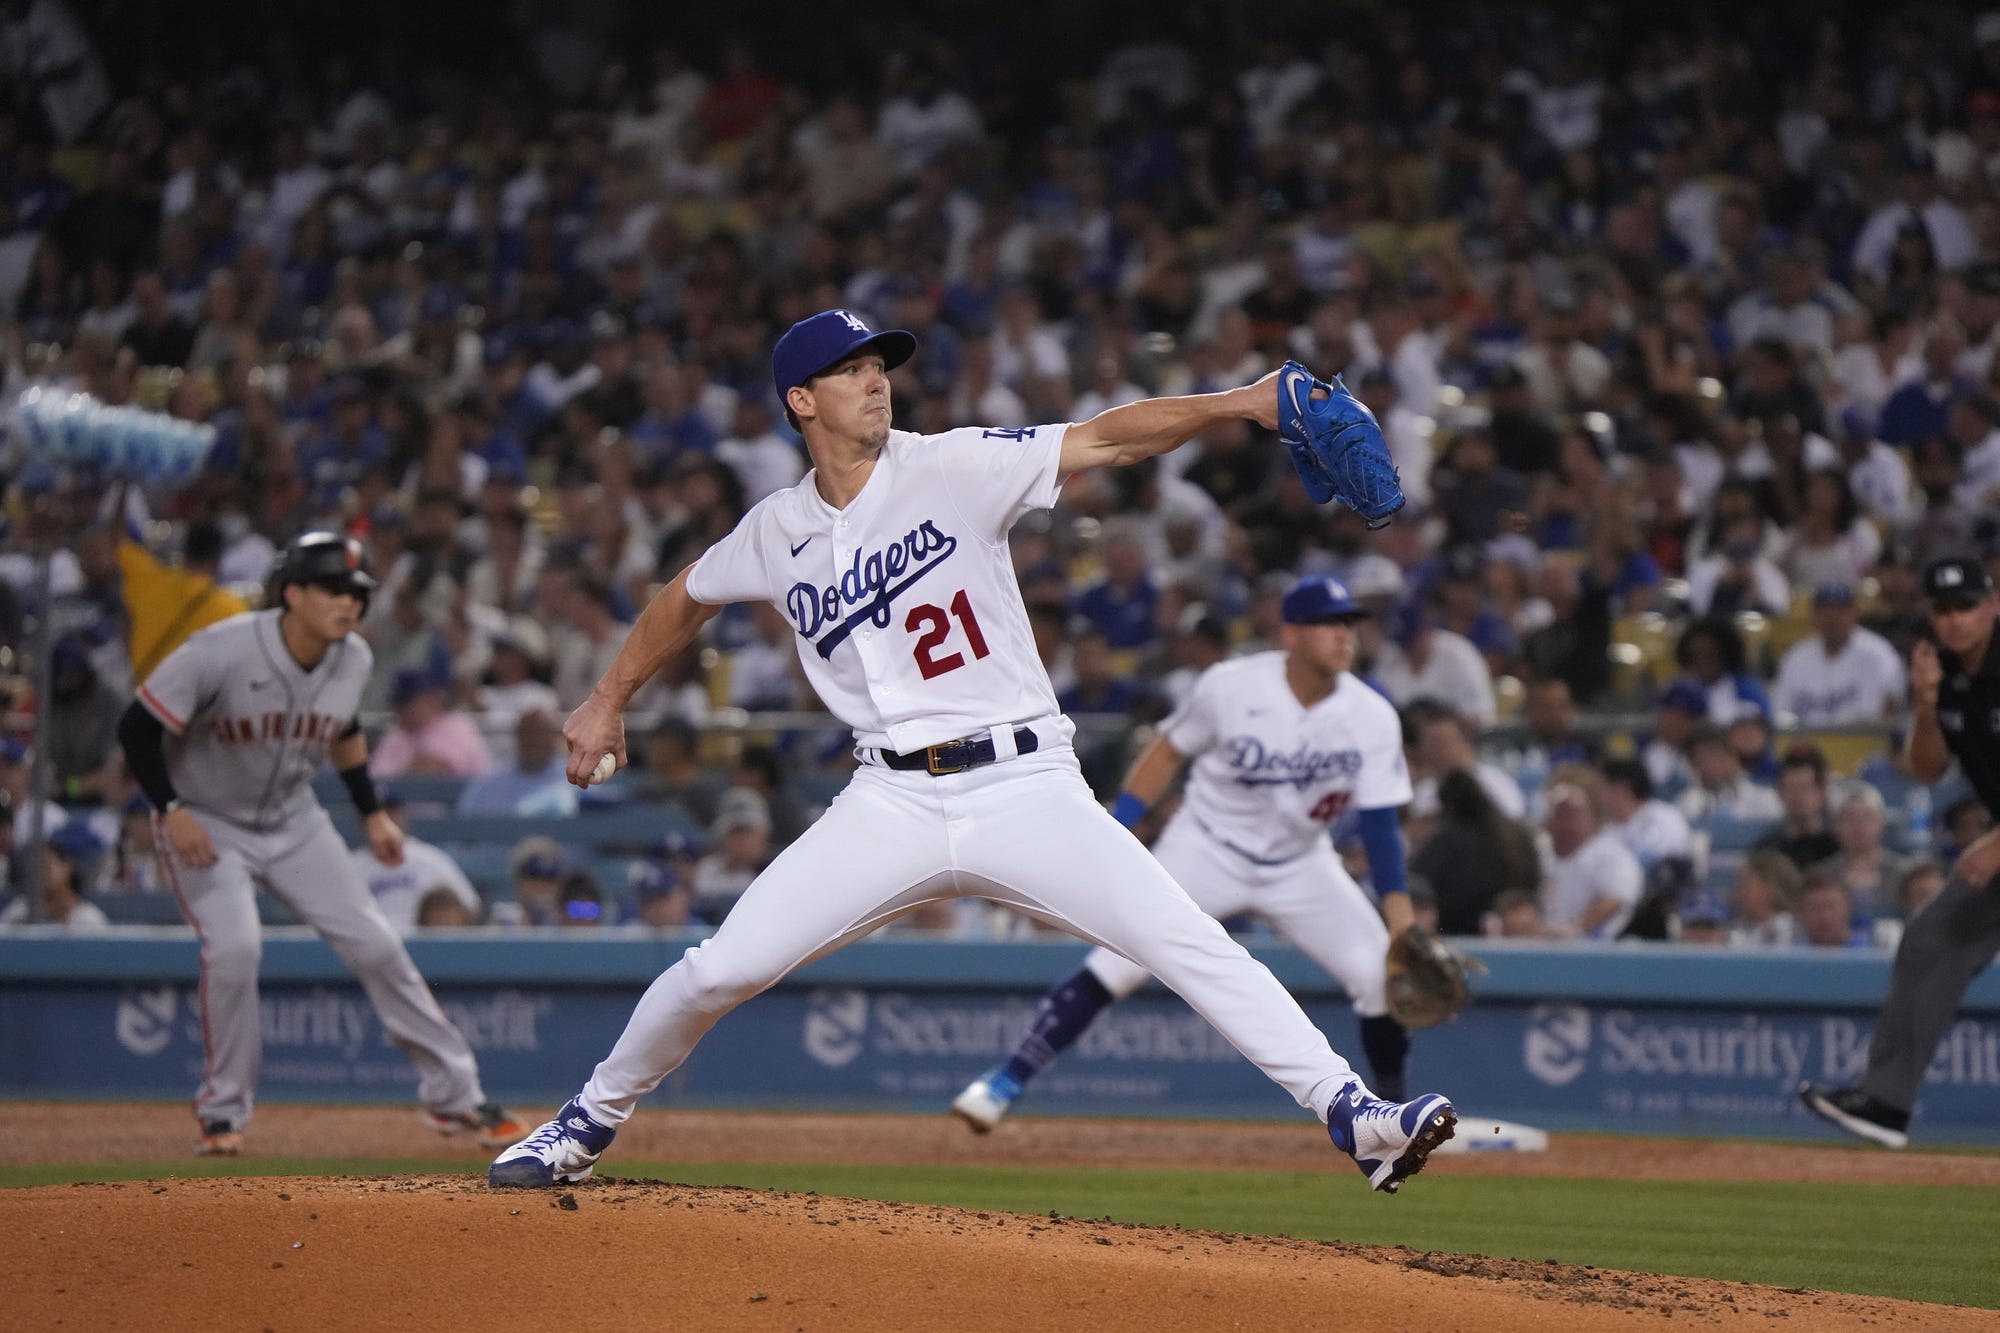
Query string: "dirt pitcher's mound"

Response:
xmin=2 ymin=1176 xmax=1991 ymax=1333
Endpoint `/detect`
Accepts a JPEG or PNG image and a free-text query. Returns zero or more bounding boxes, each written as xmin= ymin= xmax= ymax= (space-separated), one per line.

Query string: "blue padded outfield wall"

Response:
xmin=2 ymin=933 xmax=1996 ymax=1144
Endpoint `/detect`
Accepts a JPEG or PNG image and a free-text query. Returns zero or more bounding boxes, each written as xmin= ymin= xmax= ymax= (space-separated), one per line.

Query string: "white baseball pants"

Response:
xmin=579 ymin=743 xmax=1358 ymax=1126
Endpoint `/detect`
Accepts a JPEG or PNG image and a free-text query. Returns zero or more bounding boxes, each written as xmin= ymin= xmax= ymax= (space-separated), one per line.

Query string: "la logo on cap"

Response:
xmin=836 ymin=310 xmax=868 ymax=333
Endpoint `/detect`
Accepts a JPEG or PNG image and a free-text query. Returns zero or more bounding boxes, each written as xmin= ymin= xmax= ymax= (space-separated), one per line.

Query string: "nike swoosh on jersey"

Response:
xmin=249 ymin=680 xmax=271 ymax=691
xmin=790 ymin=537 xmax=813 ymax=556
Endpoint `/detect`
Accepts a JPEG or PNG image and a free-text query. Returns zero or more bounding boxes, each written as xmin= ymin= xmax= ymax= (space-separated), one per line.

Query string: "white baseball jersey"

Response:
xmin=1771 ymin=628 xmax=1905 ymax=727
xmin=1163 ymin=653 xmax=1412 ymax=865
xmin=138 ymin=609 xmax=371 ymax=831
xmin=686 ymin=424 xmax=1066 ymax=752
xmin=351 ymin=833 xmax=483 ymax=933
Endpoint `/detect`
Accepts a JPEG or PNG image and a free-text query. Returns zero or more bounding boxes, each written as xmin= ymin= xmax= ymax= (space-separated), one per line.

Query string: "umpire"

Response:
xmin=1800 ymin=556 xmax=2000 ymax=1147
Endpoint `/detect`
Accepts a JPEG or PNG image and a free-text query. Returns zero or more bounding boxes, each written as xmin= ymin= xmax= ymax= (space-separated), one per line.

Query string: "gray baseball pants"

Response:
xmin=1859 ymin=872 xmax=2000 ymax=1114
xmin=161 ymin=805 xmax=486 ymax=1130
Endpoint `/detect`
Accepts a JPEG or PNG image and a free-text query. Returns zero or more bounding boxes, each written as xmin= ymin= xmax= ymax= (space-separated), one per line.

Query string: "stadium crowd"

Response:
xmin=0 ymin=1 xmax=1993 ymax=947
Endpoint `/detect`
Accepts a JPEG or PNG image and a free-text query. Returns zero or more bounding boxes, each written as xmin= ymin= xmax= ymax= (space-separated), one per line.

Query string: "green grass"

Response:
xmin=5 ymin=1158 xmax=1994 ymax=1309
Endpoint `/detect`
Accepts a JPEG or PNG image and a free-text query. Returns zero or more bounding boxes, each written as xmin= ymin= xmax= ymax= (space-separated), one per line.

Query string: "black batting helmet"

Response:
xmin=273 ymin=531 xmax=377 ymax=610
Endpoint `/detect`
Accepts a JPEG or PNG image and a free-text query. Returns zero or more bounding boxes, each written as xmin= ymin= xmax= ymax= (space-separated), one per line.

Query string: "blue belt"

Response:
xmin=879 ymin=727 xmax=1040 ymax=776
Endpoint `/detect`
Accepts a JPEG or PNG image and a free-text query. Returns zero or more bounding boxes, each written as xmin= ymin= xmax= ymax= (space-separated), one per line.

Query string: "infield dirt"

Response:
xmin=3 ymin=1104 xmax=1997 ymax=1331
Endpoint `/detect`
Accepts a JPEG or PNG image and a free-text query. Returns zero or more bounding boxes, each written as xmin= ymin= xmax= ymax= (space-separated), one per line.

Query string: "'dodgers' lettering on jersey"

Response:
xmin=208 ymin=710 xmax=348 ymax=746
xmin=786 ymin=520 xmax=959 ymax=659
xmin=1223 ymin=736 xmax=1363 ymax=788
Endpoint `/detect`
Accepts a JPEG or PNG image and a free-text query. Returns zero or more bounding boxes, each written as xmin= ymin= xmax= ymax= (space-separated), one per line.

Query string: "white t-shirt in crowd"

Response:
xmin=1540 ymin=828 xmax=1644 ymax=938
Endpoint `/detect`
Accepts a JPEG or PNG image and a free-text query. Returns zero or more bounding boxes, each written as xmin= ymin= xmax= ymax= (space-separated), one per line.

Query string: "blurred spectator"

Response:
xmin=1596 ymin=757 xmax=1695 ymax=870
xmin=1158 ymin=613 xmax=1231 ymax=711
xmin=550 ymin=572 xmax=631 ymax=710
xmin=498 ymin=837 xmax=567 ymax=928
xmin=416 ymin=887 xmax=480 ymax=928
xmin=1674 ymin=892 xmax=1732 ymax=945
xmin=1685 ymin=509 xmax=1791 ymax=618
xmin=1727 ymin=849 xmax=1800 ymax=947
xmin=1780 ymin=474 xmax=1882 ymax=591
xmin=1641 ymin=681 xmax=1706 ymax=799
xmin=1897 ymin=858 xmax=1948 ymax=922
xmin=557 ymin=869 xmax=608 ymax=928
xmin=713 ymin=397 xmax=804 ymax=505
xmin=45 ymin=632 xmax=122 ymax=804
xmin=727 ymin=603 xmax=805 ymax=711
xmin=1072 ymin=526 xmax=1159 ymax=652
xmin=1518 ymin=551 xmax=1615 ymax=705
xmin=1794 ymin=871 xmax=1867 ymax=948
xmin=1486 ymin=887 xmax=1547 ymax=940
xmin=1409 ymin=768 xmax=1540 ymax=937
xmin=372 ymin=668 xmax=492 ymax=779
xmin=1429 ymin=547 xmax=1517 ymax=677
xmin=1403 ymin=699 xmax=1524 ymax=833
xmin=1942 ymin=794 xmax=1995 ymax=866
xmin=1754 ymin=746 xmax=1840 ymax=869
xmin=1670 ymin=618 xmax=1773 ymax=726
xmin=0 ymin=829 xmax=108 ymax=931
xmin=1826 ymin=782 xmax=1913 ymax=923
xmin=626 ymin=719 xmax=726 ymax=827
xmin=629 ymin=862 xmax=694 ymax=929
xmin=476 ymin=618 xmax=561 ymax=767
xmin=691 ymin=788 xmax=773 ymax=922
xmin=102 ymin=793 xmax=164 ymax=894
xmin=352 ymin=788 xmax=484 ymax=934
xmin=456 ymin=710 xmax=579 ymax=817
xmin=1537 ymin=779 xmax=1644 ymax=940
xmin=1058 ymin=625 xmax=1137 ymax=716
xmin=1677 ymin=726 xmax=1784 ymax=825
xmin=728 ymin=744 xmax=810 ymax=847
xmin=1772 ymin=584 xmax=1906 ymax=726
xmin=1372 ymin=604 xmax=1497 ymax=731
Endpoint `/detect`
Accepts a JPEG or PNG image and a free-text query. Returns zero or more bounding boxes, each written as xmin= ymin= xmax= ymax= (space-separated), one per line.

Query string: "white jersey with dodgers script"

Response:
xmin=138 ymin=609 xmax=371 ymax=832
xmin=1163 ymin=653 xmax=1412 ymax=864
xmin=686 ymin=424 xmax=1066 ymax=752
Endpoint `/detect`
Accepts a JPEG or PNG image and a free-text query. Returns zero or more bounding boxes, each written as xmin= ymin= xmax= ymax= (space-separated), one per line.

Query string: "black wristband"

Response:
xmin=339 ymin=763 xmax=382 ymax=816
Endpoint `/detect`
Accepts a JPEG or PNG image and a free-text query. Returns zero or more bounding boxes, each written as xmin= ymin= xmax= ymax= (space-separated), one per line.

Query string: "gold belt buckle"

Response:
xmin=925 ymin=742 xmax=969 ymax=775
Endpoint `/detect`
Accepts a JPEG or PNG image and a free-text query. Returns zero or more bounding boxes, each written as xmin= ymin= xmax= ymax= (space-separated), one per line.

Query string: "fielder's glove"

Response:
xmin=1384 ymin=924 xmax=1485 ymax=1030
xmin=1275 ymin=360 xmax=1406 ymax=528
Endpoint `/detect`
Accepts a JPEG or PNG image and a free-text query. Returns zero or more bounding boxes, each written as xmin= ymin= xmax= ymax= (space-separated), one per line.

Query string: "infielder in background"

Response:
xmin=115 ymin=533 xmax=524 ymax=1156
xmin=1800 ymin=556 xmax=2000 ymax=1147
xmin=491 ymin=310 xmax=1456 ymax=1194
xmin=954 ymin=575 xmax=1418 ymax=1131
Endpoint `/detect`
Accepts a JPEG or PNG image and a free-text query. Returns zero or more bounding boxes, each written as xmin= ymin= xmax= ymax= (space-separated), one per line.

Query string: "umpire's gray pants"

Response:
xmin=162 ymin=805 xmax=486 ymax=1130
xmin=1859 ymin=872 xmax=2000 ymax=1114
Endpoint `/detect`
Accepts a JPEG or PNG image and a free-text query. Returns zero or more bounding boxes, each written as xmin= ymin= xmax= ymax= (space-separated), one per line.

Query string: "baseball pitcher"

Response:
xmin=115 ymin=532 xmax=523 ymax=1155
xmin=490 ymin=310 xmax=1455 ymax=1194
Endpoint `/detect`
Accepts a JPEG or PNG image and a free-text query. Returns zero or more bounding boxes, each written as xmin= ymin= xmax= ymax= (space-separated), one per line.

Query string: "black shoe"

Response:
xmin=1797 ymin=1083 xmax=1909 ymax=1149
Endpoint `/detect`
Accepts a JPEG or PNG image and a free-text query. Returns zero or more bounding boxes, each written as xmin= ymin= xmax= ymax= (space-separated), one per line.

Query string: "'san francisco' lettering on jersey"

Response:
xmin=207 ymin=710 xmax=350 ymax=746
xmin=785 ymin=519 xmax=959 ymax=657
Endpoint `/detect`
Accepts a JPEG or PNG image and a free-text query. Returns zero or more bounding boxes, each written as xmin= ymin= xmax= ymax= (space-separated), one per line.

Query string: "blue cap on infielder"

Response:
xmin=771 ymin=309 xmax=917 ymax=399
xmin=1281 ymin=575 xmax=1366 ymax=623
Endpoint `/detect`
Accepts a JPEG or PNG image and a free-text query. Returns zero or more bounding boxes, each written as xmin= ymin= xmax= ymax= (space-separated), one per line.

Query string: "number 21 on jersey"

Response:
xmin=906 ymin=590 xmax=990 ymax=679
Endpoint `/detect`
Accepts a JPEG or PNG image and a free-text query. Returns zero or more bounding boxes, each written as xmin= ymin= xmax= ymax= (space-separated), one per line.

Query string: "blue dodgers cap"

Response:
xmin=771 ymin=309 xmax=917 ymax=399
xmin=1280 ymin=575 xmax=1366 ymax=624
xmin=1658 ymin=679 xmax=1709 ymax=716
xmin=1812 ymin=581 xmax=1857 ymax=607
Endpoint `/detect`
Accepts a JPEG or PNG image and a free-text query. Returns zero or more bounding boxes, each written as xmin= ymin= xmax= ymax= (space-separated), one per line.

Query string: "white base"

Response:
xmin=1430 ymin=1115 xmax=1549 ymax=1153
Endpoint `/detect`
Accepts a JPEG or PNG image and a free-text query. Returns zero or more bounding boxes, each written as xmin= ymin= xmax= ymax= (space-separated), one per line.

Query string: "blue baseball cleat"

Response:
xmin=1325 ymin=1086 xmax=1457 ymax=1193
xmin=487 ymin=1097 xmax=617 ymax=1187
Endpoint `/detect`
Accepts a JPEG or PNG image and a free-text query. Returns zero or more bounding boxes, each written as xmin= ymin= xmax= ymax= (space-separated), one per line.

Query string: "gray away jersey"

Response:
xmin=138 ymin=609 xmax=372 ymax=831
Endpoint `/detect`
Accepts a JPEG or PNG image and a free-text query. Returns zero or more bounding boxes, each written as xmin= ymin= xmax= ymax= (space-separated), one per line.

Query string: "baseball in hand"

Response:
xmin=589 ymin=753 xmax=617 ymax=786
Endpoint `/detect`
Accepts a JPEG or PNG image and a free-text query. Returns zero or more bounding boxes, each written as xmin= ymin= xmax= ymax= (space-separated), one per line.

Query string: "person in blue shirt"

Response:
xmin=1072 ymin=526 xmax=1159 ymax=652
